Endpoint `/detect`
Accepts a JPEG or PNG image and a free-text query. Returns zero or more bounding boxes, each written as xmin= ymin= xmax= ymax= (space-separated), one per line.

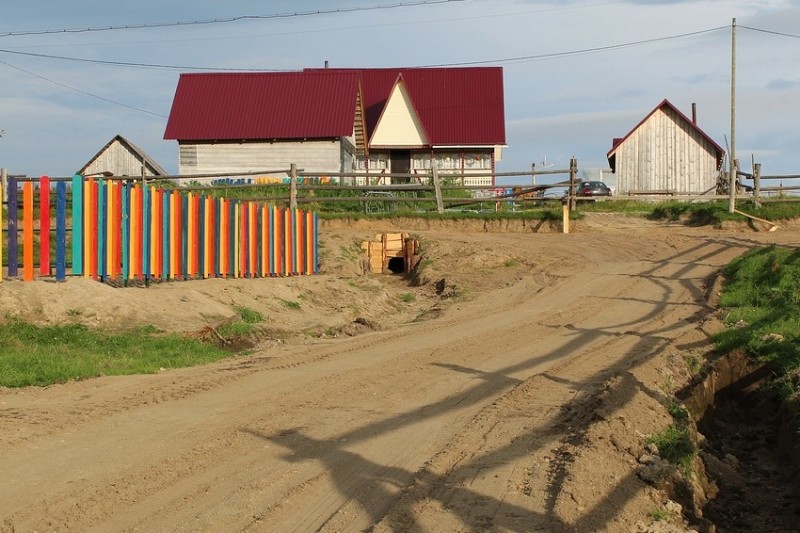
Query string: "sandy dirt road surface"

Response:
xmin=1 ymin=215 xmax=797 ymax=532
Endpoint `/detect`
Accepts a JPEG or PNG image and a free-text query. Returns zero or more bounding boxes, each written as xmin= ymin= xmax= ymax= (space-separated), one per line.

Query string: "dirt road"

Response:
xmin=1 ymin=216 xmax=796 ymax=532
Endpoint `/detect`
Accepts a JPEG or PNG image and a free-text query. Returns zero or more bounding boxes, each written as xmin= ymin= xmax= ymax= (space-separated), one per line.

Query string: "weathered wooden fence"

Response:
xmin=1 ymin=175 xmax=319 ymax=283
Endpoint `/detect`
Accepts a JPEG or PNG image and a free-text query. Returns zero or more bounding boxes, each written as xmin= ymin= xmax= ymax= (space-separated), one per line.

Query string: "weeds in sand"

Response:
xmin=398 ymin=292 xmax=416 ymax=303
xmin=647 ymin=424 xmax=695 ymax=474
xmin=503 ymin=258 xmax=518 ymax=267
xmin=667 ymin=400 xmax=690 ymax=422
xmin=234 ymin=306 xmax=263 ymax=324
xmin=280 ymin=299 xmax=302 ymax=310
xmin=683 ymin=353 xmax=702 ymax=375
xmin=648 ymin=508 xmax=675 ymax=522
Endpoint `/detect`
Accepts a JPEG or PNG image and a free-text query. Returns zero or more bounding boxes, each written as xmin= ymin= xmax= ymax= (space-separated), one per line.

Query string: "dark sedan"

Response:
xmin=576 ymin=181 xmax=612 ymax=197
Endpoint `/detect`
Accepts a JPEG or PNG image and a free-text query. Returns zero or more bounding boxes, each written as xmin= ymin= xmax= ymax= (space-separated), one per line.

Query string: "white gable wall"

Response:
xmin=370 ymin=80 xmax=428 ymax=148
xmin=179 ymin=140 xmax=349 ymax=179
xmin=83 ymin=139 xmax=160 ymax=177
xmin=614 ymin=107 xmax=720 ymax=195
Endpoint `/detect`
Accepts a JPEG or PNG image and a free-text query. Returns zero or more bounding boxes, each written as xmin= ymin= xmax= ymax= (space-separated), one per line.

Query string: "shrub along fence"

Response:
xmin=0 ymin=175 xmax=319 ymax=283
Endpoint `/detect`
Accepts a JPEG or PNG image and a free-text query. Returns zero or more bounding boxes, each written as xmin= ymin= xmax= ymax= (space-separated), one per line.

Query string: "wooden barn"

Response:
xmin=163 ymin=67 xmax=507 ymax=186
xmin=78 ymin=135 xmax=168 ymax=178
xmin=606 ymin=100 xmax=725 ymax=195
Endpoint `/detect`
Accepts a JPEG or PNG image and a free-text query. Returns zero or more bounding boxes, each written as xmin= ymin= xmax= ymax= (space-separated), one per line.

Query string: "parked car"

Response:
xmin=575 ymin=181 xmax=612 ymax=197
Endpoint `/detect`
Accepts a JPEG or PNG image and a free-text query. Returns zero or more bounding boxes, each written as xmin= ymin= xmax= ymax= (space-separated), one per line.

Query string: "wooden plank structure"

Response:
xmin=1 ymin=175 xmax=320 ymax=282
xmin=360 ymin=232 xmax=420 ymax=274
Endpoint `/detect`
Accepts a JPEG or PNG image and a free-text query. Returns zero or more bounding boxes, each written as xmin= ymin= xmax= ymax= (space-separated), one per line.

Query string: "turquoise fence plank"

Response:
xmin=71 ymin=174 xmax=83 ymax=276
xmin=56 ymin=182 xmax=67 ymax=281
xmin=314 ymin=212 xmax=319 ymax=273
xmin=7 ymin=177 xmax=18 ymax=278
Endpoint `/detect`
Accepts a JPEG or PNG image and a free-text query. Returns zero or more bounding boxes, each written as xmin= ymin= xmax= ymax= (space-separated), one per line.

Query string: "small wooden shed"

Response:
xmin=606 ymin=100 xmax=725 ymax=195
xmin=78 ymin=135 xmax=168 ymax=177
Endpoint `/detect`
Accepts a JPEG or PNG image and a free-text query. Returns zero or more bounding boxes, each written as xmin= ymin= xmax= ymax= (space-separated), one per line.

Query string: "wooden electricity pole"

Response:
xmin=729 ymin=17 xmax=737 ymax=213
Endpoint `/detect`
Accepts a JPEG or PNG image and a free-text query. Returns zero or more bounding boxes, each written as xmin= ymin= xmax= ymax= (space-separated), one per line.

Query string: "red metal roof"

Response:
xmin=607 ymin=99 xmax=725 ymax=171
xmin=164 ymin=67 xmax=506 ymax=146
xmin=163 ymin=71 xmax=361 ymax=141
xmin=305 ymin=67 xmax=506 ymax=146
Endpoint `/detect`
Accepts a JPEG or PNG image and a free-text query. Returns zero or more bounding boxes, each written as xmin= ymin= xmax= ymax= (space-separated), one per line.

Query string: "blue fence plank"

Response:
xmin=56 ymin=182 xmax=67 ymax=281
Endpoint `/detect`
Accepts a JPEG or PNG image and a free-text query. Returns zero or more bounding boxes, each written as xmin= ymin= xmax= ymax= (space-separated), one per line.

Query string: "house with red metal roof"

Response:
xmin=164 ymin=67 xmax=506 ymax=186
xmin=606 ymin=99 xmax=725 ymax=195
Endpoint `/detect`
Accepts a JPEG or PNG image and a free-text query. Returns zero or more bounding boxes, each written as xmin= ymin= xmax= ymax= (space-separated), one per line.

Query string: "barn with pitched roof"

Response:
xmin=606 ymin=99 xmax=725 ymax=195
xmin=163 ymin=67 xmax=506 ymax=186
xmin=78 ymin=134 xmax=168 ymax=178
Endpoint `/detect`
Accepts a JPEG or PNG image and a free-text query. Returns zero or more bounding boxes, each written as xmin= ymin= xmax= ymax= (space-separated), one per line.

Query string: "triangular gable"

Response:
xmin=607 ymin=99 xmax=725 ymax=171
xmin=78 ymin=134 xmax=168 ymax=176
xmin=369 ymin=74 xmax=429 ymax=148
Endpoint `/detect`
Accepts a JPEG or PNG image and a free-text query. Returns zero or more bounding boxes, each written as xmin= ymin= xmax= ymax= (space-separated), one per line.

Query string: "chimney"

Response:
xmin=692 ymin=103 xmax=697 ymax=125
xmin=324 ymin=60 xmax=329 ymax=69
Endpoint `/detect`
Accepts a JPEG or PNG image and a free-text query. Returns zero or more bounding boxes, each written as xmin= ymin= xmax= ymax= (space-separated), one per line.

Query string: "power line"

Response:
xmin=0 ymin=25 xmax=731 ymax=72
xmin=416 ymin=26 xmax=729 ymax=67
xmin=0 ymin=48 xmax=273 ymax=72
xmin=0 ymin=0 xmax=466 ymax=38
xmin=739 ymin=25 xmax=800 ymax=39
xmin=0 ymin=58 xmax=167 ymax=117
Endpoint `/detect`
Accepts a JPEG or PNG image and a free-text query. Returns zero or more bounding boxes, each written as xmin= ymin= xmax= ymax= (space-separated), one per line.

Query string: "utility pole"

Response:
xmin=729 ymin=17 xmax=737 ymax=213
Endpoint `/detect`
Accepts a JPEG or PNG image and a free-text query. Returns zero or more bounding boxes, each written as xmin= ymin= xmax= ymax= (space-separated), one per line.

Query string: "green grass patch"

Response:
xmin=234 ymin=305 xmax=263 ymax=324
xmin=280 ymin=298 xmax=302 ymax=310
xmin=398 ymin=292 xmax=416 ymax=303
xmin=0 ymin=321 xmax=229 ymax=388
xmin=713 ymin=245 xmax=800 ymax=397
xmin=647 ymin=424 xmax=696 ymax=472
xmin=646 ymin=200 xmax=800 ymax=225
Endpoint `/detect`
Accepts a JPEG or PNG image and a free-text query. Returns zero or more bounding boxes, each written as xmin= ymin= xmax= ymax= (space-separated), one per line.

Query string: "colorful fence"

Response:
xmin=1 ymin=175 xmax=319 ymax=283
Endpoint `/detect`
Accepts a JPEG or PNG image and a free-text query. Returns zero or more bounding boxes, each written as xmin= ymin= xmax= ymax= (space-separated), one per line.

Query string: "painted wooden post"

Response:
xmin=23 ymin=182 xmax=34 ymax=281
xmin=97 ymin=179 xmax=106 ymax=280
xmin=39 ymin=176 xmax=51 ymax=277
xmin=142 ymin=185 xmax=151 ymax=279
xmin=71 ymin=175 xmax=83 ymax=276
xmin=162 ymin=189 xmax=170 ymax=280
xmin=7 ymin=176 xmax=18 ymax=278
xmin=55 ymin=182 xmax=67 ymax=281
xmin=122 ymin=182 xmax=130 ymax=280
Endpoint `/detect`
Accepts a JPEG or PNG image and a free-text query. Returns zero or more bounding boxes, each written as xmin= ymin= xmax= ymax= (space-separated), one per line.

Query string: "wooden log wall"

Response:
xmin=1 ymin=175 xmax=319 ymax=282
xmin=360 ymin=232 xmax=419 ymax=274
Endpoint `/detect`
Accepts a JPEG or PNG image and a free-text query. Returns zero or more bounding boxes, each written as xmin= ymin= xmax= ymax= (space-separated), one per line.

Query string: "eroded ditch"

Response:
xmin=679 ymin=351 xmax=800 ymax=531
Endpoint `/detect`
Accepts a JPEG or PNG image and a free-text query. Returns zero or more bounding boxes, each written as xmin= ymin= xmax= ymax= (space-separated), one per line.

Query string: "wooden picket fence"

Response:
xmin=1 ymin=175 xmax=319 ymax=283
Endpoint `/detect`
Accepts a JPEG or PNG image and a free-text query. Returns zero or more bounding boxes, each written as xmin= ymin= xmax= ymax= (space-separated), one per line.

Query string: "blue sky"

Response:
xmin=1 ymin=0 xmax=799 ymax=185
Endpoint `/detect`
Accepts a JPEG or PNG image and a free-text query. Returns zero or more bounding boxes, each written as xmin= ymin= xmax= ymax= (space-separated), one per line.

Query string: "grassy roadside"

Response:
xmin=713 ymin=245 xmax=800 ymax=397
xmin=0 ymin=306 xmax=265 ymax=388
